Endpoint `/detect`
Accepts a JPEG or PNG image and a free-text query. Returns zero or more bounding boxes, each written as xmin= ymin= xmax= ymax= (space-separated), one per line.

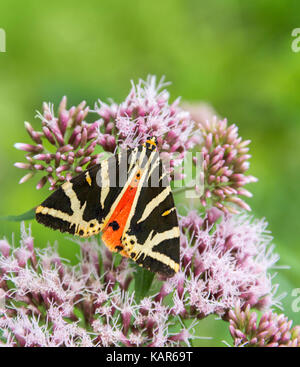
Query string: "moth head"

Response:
xmin=143 ymin=136 xmax=157 ymax=151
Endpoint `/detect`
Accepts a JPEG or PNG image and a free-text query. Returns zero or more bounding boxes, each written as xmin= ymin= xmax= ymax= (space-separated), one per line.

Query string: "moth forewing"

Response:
xmin=120 ymin=146 xmax=180 ymax=276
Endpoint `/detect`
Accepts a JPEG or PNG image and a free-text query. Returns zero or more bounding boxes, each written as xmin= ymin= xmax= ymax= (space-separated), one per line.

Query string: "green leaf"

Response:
xmin=0 ymin=208 xmax=36 ymax=222
xmin=134 ymin=266 xmax=155 ymax=302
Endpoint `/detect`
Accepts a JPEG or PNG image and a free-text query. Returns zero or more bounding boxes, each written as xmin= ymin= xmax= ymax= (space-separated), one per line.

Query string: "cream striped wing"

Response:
xmin=121 ymin=148 xmax=180 ymax=277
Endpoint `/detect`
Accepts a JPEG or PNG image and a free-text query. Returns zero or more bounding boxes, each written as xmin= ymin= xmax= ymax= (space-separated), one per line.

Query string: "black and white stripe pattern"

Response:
xmin=122 ymin=146 xmax=180 ymax=276
xmin=36 ymin=140 xmax=180 ymax=277
xmin=36 ymin=151 xmax=135 ymax=237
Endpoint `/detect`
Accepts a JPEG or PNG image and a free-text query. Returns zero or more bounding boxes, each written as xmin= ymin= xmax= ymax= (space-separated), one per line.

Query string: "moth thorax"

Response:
xmin=143 ymin=136 xmax=157 ymax=151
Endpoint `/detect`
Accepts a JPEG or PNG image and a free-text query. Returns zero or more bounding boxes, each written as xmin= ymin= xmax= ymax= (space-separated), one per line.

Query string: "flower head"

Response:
xmin=0 ymin=223 xmax=203 ymax=347
xmin=15 ymin=76 xmax=200 ymax=190
xmin=180 ymin=210 xmax=280 ymax=317
xmin=14 ymin=97 xmax=102 ymax=190
xmin=193 ymin=116 xmax=257 ymax=213
xmin=95 ymin=75 xmax=200 ymax=175
xmin=228 ymin=302 xmax=300 ymax=347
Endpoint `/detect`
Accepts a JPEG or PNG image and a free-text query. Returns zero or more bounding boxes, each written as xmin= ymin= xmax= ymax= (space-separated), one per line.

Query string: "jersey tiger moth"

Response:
xmin=36 ymin=137 xmax=180 ymax=277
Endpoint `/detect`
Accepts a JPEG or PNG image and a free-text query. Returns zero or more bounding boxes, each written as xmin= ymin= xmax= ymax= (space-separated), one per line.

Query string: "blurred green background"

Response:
xmin=0 ymin=0 xmax=300 ymax=346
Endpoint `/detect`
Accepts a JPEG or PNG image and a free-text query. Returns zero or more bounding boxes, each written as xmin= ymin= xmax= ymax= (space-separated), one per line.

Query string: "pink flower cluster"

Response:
xmin=9 ymin=76 xmax=296 ymax=347
xmin=95 ymin=75 xmax=198 ymax=154
xmin=0 ymin=224 xmax=201 ymax=347
xmin=195 ymin=116 xmax=258 ymax=213
xmin=0 ymin=211 xmax=287 ymax=346
xmin=0 ymin=216 xmax=292 ymax=346
xmin=14 ymin=99 xmax=101 ymax=191
xmin=14 ymin=76 xmax=257 ymax=213
xmin=228 ymin=302 xmax=300 ymax=347
xmin=158 ymin=209 xmax=280 ymax=319
xmin=15 ymin=76 xmax=200 ymax=190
